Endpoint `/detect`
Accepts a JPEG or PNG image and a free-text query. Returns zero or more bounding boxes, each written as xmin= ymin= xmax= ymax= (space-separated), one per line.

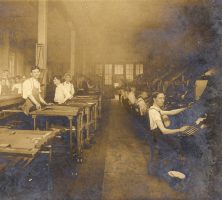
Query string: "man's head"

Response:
xmin=2 ymin=69 xmax=9 ymax=78
xmin=152 ymin=92 xmax=165 ymax=108
xmin=141 ymin=91 xmax=148 ymax=99
xmin=15 ymin=75 xmax=21 ymax=83
xmin=64 ymin=73 xmax=72 ymax=83
xmin=53 ymin=75 xmax=62 ymax=86
xmin=31 ymin=66 xmax=40 ymax=79
xmin=130 ymin=87 xmax=136 ymax=93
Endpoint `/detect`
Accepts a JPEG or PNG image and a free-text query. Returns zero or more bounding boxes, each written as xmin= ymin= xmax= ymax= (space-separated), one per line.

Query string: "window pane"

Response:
xmin=104 ymin=64 xmax=112 ymax=85
xmin=126 ymin=64 xmax=134 ymax=81
xmin=115 ymin=64 xmax=123 ymax=75
xmin=96 ymin=64 xmax=103 ymax=76
xmin=136 ymin=64 xmax=143 ymax=75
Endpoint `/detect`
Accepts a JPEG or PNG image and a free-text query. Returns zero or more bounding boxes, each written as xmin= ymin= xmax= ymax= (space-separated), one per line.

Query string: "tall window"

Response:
xmin=135 ymin=64 xmax=143 ymax=76
xmin=114 ymin=64 xmax=123 ymax=75
xmin=104 ymin=64 xmax=112 ymax=85
xmin=96 ymin=64 xmax=103 ymax=76
xmin=126 ymin=64 xmax=134 ymax=81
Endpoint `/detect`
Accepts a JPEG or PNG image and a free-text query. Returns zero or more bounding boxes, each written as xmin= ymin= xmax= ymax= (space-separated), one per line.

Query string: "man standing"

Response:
xmin=22 ymin=66 xmax=50 ymax=115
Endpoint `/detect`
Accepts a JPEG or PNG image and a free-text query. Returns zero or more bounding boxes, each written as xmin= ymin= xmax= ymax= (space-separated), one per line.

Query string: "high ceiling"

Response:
xmin=61 ymin=0 xmax=203 ymax=63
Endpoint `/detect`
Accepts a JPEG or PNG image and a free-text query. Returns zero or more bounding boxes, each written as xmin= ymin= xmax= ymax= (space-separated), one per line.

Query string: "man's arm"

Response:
xmin=161 ymin=107 xmax=187 ymax=116
xmin=39 ymin=94 xmax=47 ymax=105
xmin=156 ymin=120 xmax=189 ymax=135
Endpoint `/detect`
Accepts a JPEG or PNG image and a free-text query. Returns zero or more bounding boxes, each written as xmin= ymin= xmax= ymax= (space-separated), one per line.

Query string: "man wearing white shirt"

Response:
xmin=136 ymin=91 xmax=148 ymax=116
xmin=53 ymin=75 xmax=72 ymax=104
xmin=63 ymin=73 xmax=75 ymax=98
xmin=128 ymin=87 xmax=136 ymax=105
xmin=22 ymin=66 xmax=50 ymax=114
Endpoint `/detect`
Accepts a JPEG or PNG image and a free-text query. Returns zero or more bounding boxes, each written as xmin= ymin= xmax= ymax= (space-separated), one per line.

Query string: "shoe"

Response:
xmin=168 ymin=171 xmax=186 ymax=179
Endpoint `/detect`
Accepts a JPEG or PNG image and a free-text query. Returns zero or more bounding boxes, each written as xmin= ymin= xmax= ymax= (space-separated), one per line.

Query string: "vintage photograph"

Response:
xmin=0 ymin=0 xmax=222 ymax=199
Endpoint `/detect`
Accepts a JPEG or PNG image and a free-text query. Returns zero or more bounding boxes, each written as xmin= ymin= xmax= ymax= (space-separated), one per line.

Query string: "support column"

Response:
xmin=37 ymin=0 xmax=48 ymax=97
xmin=70 ymin=30 xmax=76 ymax=76
xmin=68 ymin=22 xmax=76 ymax=77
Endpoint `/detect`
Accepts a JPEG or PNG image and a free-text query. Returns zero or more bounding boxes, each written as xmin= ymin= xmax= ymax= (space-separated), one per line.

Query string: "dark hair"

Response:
xmin=31 ymin=66 xmax=40 ymax=72
xmin=151 ymin=91 xmax=164 ymax=99
xmin=53 ymin=75 xmax=62 ymax=81
xmin=15 ymin=75 xmax=21 ymax=79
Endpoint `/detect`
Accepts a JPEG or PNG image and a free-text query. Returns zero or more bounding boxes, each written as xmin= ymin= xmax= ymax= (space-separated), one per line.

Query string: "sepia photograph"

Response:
xmin=0 ymin=0 xmax=222 ymax=199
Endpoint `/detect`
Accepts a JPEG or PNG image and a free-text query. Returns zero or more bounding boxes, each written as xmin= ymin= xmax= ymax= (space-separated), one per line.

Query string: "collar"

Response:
xmin=150 ymin=105 xmax=161 ymax=112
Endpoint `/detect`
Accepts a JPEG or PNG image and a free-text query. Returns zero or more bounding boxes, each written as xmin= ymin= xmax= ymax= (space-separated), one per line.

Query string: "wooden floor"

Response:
xmin=2 ymin=100 xmax=186 ymax=200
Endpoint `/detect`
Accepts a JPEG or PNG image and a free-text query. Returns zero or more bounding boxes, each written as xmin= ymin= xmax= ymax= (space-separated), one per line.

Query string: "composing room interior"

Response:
xmin=0 ymin=0 xmax=222 ymax=200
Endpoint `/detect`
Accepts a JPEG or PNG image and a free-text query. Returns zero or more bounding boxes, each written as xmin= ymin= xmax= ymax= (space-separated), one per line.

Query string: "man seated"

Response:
xmin=53 ymin=75 xmax=72 ymax=104
xmin=149 ymin=92 xmax=189 ymax=136
xmin=148 ymin=91 xmax=190 ymax=177
xmin=63 ymin=73 xmax=75 ymax=98
xmin=136 ymin=91 xmax=148 ymax=116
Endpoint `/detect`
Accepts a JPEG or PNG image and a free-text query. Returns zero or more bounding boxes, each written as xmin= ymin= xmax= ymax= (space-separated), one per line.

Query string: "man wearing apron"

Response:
xmin=148 ymin=92 xmax=189 ymax=176
xmin=22 ymin=66 xmax=50 ymax=115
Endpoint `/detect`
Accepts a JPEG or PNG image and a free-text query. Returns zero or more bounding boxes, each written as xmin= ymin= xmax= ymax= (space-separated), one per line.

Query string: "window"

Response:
xmin=96 ymin=64 xmax=103 ymax=76
xmin=104 ymin=64 xmax=112 ymax=85
xmin=126 ymin=64 xmax=134 ymax=81
xmin=135 ymin=64 xmax=143 ymax=76
xmin=114 ymin=64 xmax=123 ymax=75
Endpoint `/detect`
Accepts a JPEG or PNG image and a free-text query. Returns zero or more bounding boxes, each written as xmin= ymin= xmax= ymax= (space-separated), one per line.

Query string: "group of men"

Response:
xmin=120 ymin=86 xmax=190 ymax=143
xmin=0 ymin=70 xmax=26 ymax=95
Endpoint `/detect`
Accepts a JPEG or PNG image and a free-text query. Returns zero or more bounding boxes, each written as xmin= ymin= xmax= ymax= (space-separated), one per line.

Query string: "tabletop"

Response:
xmin=0 ymin=128 xmax=58 ymax=156
xmin=30 ymin=105 xmax=82 ymax=117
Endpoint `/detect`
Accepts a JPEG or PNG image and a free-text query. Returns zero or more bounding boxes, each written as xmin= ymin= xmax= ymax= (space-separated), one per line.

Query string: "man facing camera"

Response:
xmin=22 ymin=66 xmax=51 ymax=115
xmin=63 ymin=73 xmax=75 ymax=98
xmin=53 ymin=75 xmax=72 ymax=104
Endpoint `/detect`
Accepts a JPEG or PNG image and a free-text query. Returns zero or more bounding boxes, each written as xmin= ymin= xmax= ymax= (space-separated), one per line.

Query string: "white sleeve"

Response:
xmin=150 ymin=109 xmax=162 ymax=122
xmin=71 ymin=84 xmax=75 ymax=96
xmin=64 ymin=85 xmax=72 ymax=99
xmin=22 ymin=80 xmax=32 ymax=99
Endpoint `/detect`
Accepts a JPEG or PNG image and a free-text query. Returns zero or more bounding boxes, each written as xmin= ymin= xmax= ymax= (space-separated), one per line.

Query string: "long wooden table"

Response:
xmin=65 ymin=101 xmax=97 ymax=144
xmin=0 ymin=128 xmax=58 ymax=157
xmin=0 ymin=128 xmax=59 ymax=193
xmin=30 ymin=105 xmax=84 ymax=161
xmin=73 ymin=95 xmax=102 ymax=119
xmin=0 ymin=95 xmax=23 ymax=108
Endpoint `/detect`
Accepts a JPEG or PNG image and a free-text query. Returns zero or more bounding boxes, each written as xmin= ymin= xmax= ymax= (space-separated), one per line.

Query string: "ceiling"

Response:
xmin=60 ymin=0 xmax=204 ymax=63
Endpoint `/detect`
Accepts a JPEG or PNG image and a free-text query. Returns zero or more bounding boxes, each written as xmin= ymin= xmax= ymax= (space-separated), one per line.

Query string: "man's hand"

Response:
xmin=36 ymin=103 xmax=41 ymax=110
xmin=179 ymin=126 xmax=190 ymax=132
xmin=46 ymin=102 xmax=54 ymax=106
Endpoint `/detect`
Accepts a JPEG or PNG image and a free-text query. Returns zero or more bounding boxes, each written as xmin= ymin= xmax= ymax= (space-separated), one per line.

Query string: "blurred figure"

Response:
xmin=2 ymin=69 xmax=10 ymax=87
xmin=63 ymin=73 xmax=75 ymax=98
xmin=0 ymin=78 xmax=10 ymax=95
xmin=128 ymin=86 xmax=136 ymax=105
xmin=12 ymin=75 xmax=22 ymax=94
xmin=136 ymin=91 xmax=148 ymax=116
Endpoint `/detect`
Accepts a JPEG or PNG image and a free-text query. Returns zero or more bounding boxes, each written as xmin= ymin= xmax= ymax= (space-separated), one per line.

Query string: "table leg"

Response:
xmin=98 ymin=97 xmax=102 ymax=118
xmin=32 ymin=115 xmax=37 ymax=130
xmin=68 ymin=117 xmax=73 ymax=159
xmin=46 ymin=120 xmax=49 ymax=130
xmin=94 ymin=104 xmax=97 ymax=130
xmin=85 ymin=108 xmax=90 ymax=144
xmin=76 ymin=113 xmax=83 ymax=162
